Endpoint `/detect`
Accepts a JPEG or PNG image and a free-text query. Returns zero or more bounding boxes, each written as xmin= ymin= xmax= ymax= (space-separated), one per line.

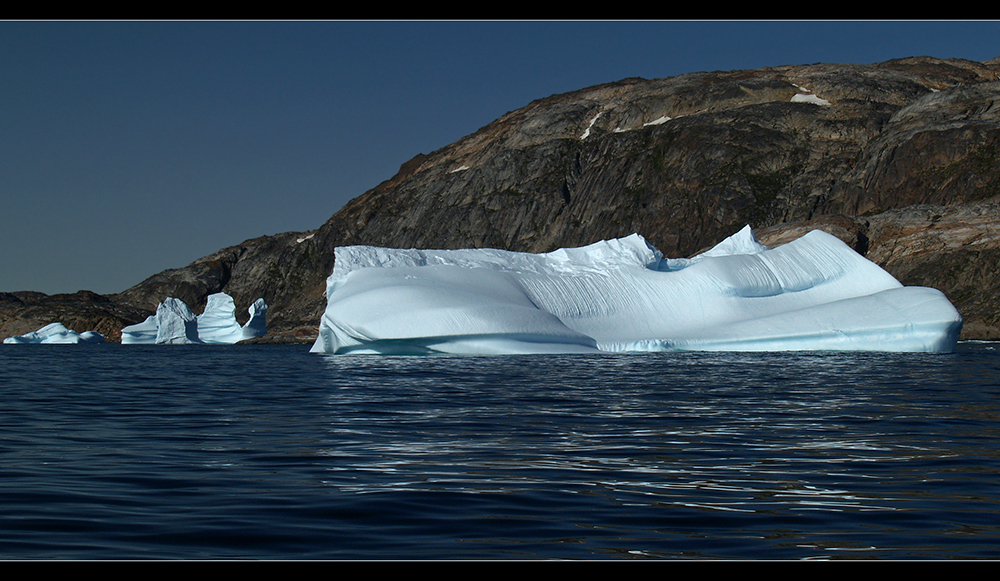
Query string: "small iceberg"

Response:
xmin=240 ymin=298 xmax=268 ymax=341
xmin=4 ymin=322 xmax=105 ymax=344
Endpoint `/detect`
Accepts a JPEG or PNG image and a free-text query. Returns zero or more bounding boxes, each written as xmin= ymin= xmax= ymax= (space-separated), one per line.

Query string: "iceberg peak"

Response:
xmin=699 ymin=224 xmax=769 ymax=258
xmin=659 ymin=225 xmax=769 ymax=272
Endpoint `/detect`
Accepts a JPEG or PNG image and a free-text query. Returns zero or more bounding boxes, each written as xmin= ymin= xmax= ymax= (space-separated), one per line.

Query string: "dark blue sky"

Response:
xmin=3 ymin=20 xmax=998 ymax=294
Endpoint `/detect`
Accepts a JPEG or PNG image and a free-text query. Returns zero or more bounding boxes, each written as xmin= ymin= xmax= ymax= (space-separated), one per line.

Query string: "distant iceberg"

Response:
xmin=121 ymin=293 xmax=267 ymax=344
xmin=311 ymin=226 xmax=963 ymax=355
xmin=155 ymin=297 xmax=202 ymax=344
xmin=239 ymin=298 xmax=268 ymax=341
xmin=4 ymin=322 xmax=105 ymax=344
xmin=196 ymin=293 xmax=268 ymax=344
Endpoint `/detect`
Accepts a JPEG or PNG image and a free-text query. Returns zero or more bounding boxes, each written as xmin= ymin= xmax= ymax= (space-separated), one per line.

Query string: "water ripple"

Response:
xmin=0 ymin=344 xmax=998 ymax=558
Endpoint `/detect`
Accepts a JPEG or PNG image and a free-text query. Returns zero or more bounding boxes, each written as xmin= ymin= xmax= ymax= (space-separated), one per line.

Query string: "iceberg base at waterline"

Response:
xmin=3 ymin=322 xmax=105 ymax=344
xmin=310 ymin=226 xmax=963 ymax=355
xmin=120 ymin=293 xmax=267 ymax=345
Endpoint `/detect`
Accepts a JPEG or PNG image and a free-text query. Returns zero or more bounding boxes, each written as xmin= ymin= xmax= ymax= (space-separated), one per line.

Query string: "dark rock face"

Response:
xmin=110 ymin=230 xmax=332 ymax=339
xmin=0 ymin=290 xmax=150 ymax=343
xmin=6 ymin=56 xmax=1000 ymax=342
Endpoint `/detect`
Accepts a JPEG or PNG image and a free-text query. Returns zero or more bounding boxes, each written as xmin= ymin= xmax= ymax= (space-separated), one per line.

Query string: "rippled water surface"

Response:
xmin=1 ymin=343 xmax=999 ymax=559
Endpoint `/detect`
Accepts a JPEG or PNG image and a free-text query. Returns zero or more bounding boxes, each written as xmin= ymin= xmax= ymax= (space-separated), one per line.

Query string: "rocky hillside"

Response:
xmin=4 ymin=56 xmax=1000 ymax=342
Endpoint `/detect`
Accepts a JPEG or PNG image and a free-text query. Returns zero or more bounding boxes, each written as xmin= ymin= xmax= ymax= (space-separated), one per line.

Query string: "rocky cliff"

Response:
xmin=4 ymin=56 xmax=1000 ymax=342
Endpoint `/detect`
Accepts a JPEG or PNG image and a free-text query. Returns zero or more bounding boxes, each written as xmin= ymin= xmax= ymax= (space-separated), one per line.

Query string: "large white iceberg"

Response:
xmin=121 ymin=293 xmax=267 ymax=344
xmin=4 ymin=322 xmax=105 ymax=344
xmin=310 ymin=226 xmax=963 ymax=355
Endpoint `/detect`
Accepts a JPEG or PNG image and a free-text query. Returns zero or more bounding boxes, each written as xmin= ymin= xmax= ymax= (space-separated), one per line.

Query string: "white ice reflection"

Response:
xmin=314 ymin=352 xmax=962 ymax=519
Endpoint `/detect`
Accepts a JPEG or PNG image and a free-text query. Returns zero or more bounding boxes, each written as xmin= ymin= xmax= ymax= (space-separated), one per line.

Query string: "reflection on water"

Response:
xmin=316 ymin=349 xmax=999 ymax=529
xmin=0 ymin=344 xmax=998 ymax=559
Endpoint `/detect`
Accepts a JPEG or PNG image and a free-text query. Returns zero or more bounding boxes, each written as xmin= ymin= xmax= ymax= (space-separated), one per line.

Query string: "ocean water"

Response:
xmin=1 ymin=342 xmax=998 ymax=560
